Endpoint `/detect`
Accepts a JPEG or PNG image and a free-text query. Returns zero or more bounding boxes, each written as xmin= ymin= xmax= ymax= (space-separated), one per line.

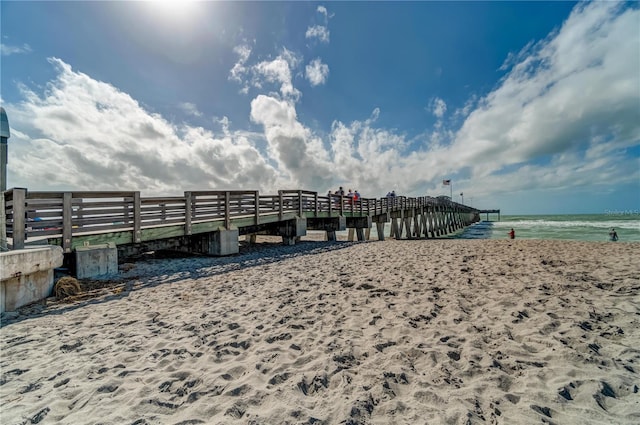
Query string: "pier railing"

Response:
xmin=3 ymin=188 xmax=476 ymax=251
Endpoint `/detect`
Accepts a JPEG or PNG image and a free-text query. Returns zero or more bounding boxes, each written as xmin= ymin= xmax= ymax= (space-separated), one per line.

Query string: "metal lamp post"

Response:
xmin=1 ymin=106 xmax=9 ymax=192
xmin=1 ymin=106 xmax=9 ymax=250
xmin=460 ymin=192 xmax=464 ymax=205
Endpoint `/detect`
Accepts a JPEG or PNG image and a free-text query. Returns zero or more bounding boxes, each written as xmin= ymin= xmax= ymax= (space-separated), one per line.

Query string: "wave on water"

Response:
xmin=482 ymin=215 xmax=640 ymax=242
xmin=492 ymin=219 xmax=639 ymax=230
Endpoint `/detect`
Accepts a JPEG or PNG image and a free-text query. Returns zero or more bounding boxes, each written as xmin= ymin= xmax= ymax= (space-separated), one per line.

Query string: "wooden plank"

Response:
xmin=73 ymin=222 xmax=132 ymax=234
xmin=139 ymin=212 xmax=186 ymax=222
xmin=141 ymin=196 xmax=184 ymax=203
xmin=141 ymin=225 xmax=184 ymax=241
xmin=225 ymin=192 xmax=231 ymax=230
xmin=133 ymin=191 xmax=141 ymax=243
xmin=24 ymin=192 xmax=64 ymax=199
xmin=62 ymin=192 xmax=72 ymax=253
xmin=12 ymin=189 xmax=26 ymax=249
xmin=254 ymin=191 xmax=260 ymax=225
xmin=184 ymin=192 xmax=192 ymax=235
xmin=314 ymin=192 xmax=318 ymax=217
xmin=53 ymin=231 xmax=135 ymax=249
xmin=70 ymin=191 xmax=136 ymax=198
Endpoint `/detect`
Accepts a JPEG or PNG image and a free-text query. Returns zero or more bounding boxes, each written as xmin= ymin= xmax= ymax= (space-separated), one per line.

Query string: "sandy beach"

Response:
xmin=1 ymin=238 xmax=638 ymax=425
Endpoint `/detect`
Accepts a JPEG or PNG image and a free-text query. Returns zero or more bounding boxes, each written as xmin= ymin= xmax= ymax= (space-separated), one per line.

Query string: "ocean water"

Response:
xmin=455 ymin=214 xmax=640 ymax=242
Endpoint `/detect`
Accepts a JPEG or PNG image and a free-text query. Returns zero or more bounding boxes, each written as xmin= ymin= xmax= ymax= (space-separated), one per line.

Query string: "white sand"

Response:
xmin=1 ymin=239 xmax=639 ymax=425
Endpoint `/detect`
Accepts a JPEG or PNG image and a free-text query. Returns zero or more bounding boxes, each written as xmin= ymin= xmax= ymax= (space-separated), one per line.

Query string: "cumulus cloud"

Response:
xmin=305 ymin=25 xmax=330 ymax=43
xmin=250 ymin=94 xmax=333 ymax=188
xmin=305 ymin=58 xmax=329 ymax=86
xmin=253 ymin=50 xmax=301 ymax=100
xmin=1 ymin=42 xmax=32 ymax=56
xmin=7 ymin=58 xmax=279 ymax=194
xmin=449 ymin=1 xmax=640 ymax=187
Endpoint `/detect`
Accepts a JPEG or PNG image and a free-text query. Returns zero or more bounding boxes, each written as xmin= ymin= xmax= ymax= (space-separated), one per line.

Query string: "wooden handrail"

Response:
xmin=1 ymin=187 xmax=481 ymax=250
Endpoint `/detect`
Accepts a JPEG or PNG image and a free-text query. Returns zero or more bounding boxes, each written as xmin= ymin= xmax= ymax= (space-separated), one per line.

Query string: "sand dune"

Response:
xmin=1 ymin=239 xmax=638 ymax=424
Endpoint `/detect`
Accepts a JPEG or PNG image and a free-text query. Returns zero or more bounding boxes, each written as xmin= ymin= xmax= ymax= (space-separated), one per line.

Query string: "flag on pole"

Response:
xmin=442 ymin=179 xmax=451 ymax=186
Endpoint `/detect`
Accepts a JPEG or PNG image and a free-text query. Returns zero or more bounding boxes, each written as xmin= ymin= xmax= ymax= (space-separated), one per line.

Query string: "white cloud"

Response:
xmin=448 ymin=1 xmax=640 ymax=185
xmin=7 ymin=58 xmax=279 ymax=194
xmin=1 ymin=42 xmax=32 ymax=56
xmin=305 ymin=25 xmax=330 ymax=43
xmin=228 ymin=44 xmax=252 ymax=92
xmin=250 ymin=94 xmax=333 ymax=188
xmin=253 ymin=52 xmax=301 ymax=101
xmin=430 ymin=97 xmax=447 ymax=119
xmin=306 ymin=5 xmax=332 ymax=44
xmin=178 ymin=102 xmax=202 ymax=117
xmin=305 ymin=58 xmax=329 ymax=86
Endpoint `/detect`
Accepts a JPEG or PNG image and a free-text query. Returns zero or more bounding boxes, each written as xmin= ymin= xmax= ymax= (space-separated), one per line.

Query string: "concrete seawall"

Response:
xmin=1 ymin=246 xmax=63 ymax=313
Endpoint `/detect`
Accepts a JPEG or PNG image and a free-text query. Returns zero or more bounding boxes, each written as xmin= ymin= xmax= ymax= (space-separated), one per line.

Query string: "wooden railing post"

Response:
xmin=314 ymin=192 xmax=318 ymax=217
xmin=184 ymin=192 xmax=192 ymax=235
xmin=224 ymin=191 xmax=231 ymax=230
xmin=340 ymin=195 xmax=344 ymax=215
xmin=298 ymin=190 xmax=303 ymax=216
xmin=254 ymin=191 xmax=260 ymax=225
xmin=11 ymin=188 xmax=26 ymax=250
xmin=328 ymin=194 xmax=333 ymax=216
xmin=62 ymin=192 xmax=72 ymax=253
xmin=133 ymin=191 xmax=141 ymax=243
xmin=278 ymin=191 xmax=284 ymax=221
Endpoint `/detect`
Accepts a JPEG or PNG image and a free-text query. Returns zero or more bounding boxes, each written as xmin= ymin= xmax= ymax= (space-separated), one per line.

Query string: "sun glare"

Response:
xmin=146 ymin=0 xmax=199 ymax=20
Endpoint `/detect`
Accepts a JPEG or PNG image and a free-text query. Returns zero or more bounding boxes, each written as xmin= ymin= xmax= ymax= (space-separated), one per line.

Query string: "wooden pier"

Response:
xmin=3 ymin=188 xmax=483 ymax=259
xmin=478 ymin=209 xmax=501 ymax=221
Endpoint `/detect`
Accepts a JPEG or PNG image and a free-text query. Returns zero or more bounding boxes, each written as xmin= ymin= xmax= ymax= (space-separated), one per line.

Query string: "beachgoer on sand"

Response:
xmin=508 ymin=228 xmax=515 ymax=239
xmin=609 ymin=228 xmax=618 ymax=241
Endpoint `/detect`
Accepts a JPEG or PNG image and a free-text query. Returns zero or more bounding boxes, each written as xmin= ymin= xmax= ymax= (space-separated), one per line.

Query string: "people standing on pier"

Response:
xmin=508 ymin=228 xmax=515 ymax=239
xmin=609 ymin=228 xmax=618 ymax=241
xmin=354 ymin=190 xmax=360 ymax=201
xmin=346 ymin=189 xmax=354 ymax=205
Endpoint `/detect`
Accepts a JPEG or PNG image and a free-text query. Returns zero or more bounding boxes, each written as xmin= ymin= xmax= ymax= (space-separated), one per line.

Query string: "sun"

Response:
xmin=145 ymin=0 xmax=199 ymax=21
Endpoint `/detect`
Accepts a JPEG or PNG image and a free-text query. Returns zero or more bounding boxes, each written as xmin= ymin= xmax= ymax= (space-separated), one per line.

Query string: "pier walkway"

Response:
xmin=3 ymin=188 xmax=481 ymax=258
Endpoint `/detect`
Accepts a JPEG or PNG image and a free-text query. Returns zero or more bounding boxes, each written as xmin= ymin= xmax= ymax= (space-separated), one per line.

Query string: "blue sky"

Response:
xmin=1 ymin=1 xmax=639 ymax=215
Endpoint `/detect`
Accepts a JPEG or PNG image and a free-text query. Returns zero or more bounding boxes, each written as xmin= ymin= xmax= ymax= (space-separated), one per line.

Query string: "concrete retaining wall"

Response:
xmin=0 ymin=246 xmax=63 ymax=313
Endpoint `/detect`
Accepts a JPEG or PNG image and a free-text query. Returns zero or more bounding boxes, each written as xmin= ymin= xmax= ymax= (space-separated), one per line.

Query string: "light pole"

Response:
xmin=460 ymin=192 xmax=464 ymax=205
xmin=1 ymin=106 xmax=9 ymax=192
xmin=1 ymin=106 xmax=9 ymax=251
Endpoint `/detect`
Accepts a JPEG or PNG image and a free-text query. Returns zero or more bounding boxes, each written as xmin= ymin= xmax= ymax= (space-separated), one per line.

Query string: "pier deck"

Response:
xmin=3 ymin=188 xmax=487 ymax=258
